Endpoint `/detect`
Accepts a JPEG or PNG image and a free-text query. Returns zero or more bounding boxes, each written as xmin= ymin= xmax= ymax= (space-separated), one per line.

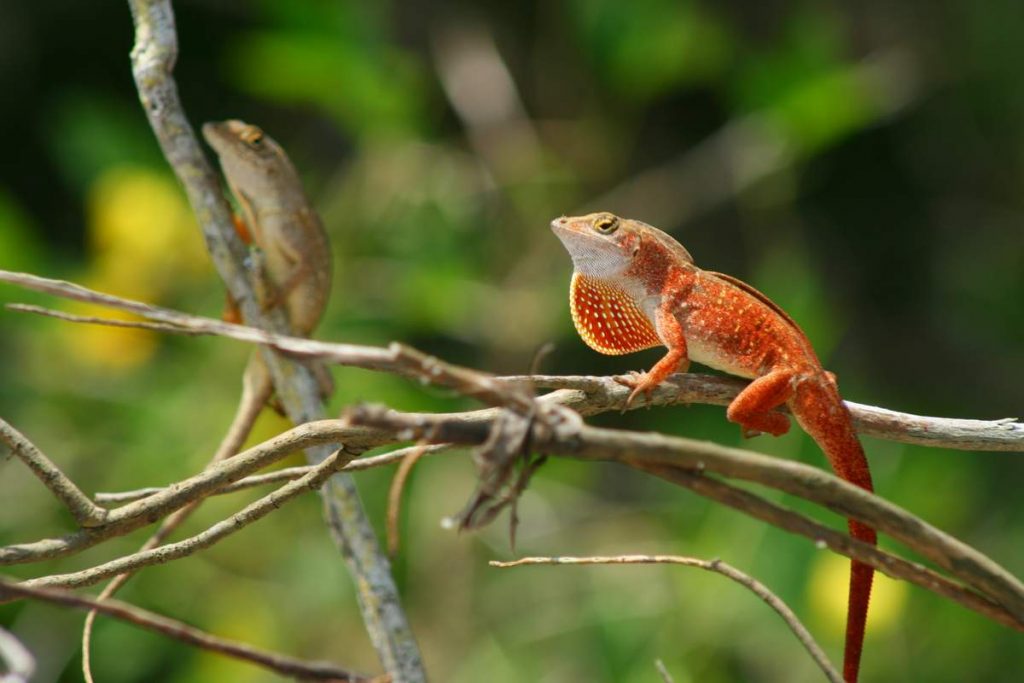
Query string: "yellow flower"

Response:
xmin=60 ymin=166 xmax=211 ymax=370
xmin=807 ymin=549 xmax=907 ymax=635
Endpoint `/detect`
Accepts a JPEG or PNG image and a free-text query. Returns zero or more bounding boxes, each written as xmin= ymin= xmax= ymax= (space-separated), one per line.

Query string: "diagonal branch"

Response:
xmin=637 ymin=462 xmax=1022 ymax=632
xmin=0 ymin=579 xmax=375 ymax=681
xmin=343 ymin=404 xmax=1024 ymax=629
xmin=491 ymin=554 xmax=842 ymax=683
xmin=0 ymin=420 xmax=363 ymax=566
xmin=0 ymin=418 xmax=108 ymax=527
xmin=20 ymin=449 xmax=349 ymax=591
xmin=94 ymin=444 xmax=460 ymax=505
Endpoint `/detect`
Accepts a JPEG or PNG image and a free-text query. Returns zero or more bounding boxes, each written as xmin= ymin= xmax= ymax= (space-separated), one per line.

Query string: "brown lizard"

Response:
xmin=202 ymin=119 xmax=334 ymax=429
xmin=82 ymin=120 xmax=333 ymax=681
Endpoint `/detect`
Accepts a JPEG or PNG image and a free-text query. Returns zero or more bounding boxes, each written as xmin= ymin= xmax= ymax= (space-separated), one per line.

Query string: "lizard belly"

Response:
xmin=687 ymin=337 xmax=758 ymax=379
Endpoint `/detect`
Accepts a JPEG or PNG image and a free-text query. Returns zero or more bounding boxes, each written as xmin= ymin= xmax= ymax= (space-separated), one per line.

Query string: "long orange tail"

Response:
xmin=792 ymin=379 xmax=875 ymax=683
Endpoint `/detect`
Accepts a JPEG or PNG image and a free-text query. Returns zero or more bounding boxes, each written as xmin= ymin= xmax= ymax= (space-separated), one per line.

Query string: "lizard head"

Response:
xmin=551 ymin=212 xmax=693 ymax=281
xmin=202 ymin=120 xmax=296 ymax=196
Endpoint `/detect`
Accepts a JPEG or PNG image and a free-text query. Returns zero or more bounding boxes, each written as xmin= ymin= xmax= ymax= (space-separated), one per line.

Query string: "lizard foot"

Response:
xmin=615 ymin=371 xmax=657 ymax=412
xmin=737 ymin=412 xmax=790 ymax=438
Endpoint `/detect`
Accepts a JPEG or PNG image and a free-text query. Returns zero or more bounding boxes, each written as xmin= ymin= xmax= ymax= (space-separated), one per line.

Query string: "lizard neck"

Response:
xmin=620 ymin=231 xmax=694 ymax=304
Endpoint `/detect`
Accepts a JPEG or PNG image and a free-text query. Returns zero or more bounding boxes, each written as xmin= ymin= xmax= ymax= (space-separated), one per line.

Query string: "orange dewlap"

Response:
xmin=570 ymin=273 xmax=661 ymax=355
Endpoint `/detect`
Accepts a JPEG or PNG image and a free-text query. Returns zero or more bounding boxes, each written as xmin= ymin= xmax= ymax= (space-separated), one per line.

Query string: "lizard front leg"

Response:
xmin=726 ymin=368 xmax=795 ymax=437
xmin=617 ymin=304 xmax=690 ymax=409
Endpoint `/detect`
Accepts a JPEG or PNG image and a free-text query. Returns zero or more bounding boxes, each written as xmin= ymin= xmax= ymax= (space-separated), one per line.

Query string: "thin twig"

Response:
xmin=83 ymin=360 xmax=273 ymax=683
xmin=492 ymin=555 xmax=842 ymax=683
xmin=0 ymin=418 xmax=109 ymax=527
xmin=20 ymin=450 xmax=350 ymax=592
xmin=0 ymin=579 xmax=374 ymax=681
xmin=0 ymin=627 xmax=34 ymax=683
xmin=654 ymin=659 xmax=674 ymax=683
xmin=638 ymin=462 xmax=1023 ymax=632
xmin=94 ymin=444 xmax=459 ymax=504
xmin=0 ymin=419 xmax=358 ymax=566
xmin=387 ymin=443 xmax=430 ymax=557
xmin=4 ymin=304 xmax=201 ymax=334
xmin=1 ymin=274 xmax=530 ymax=411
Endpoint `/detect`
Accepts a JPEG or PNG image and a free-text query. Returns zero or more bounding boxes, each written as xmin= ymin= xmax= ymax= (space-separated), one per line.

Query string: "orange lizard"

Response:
xmin=552 ymin=212 xmax=875 ymax=682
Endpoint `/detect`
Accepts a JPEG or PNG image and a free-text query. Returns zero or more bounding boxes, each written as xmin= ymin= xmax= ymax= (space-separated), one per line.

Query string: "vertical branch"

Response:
xmin=124 ymin=1 xmax=424 ymax=679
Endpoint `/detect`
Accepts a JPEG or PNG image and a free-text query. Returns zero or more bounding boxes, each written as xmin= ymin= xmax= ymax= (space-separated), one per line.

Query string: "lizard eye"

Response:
xmin=593 ymin=214 xmax=619 ymax=234
xmin=242 ymin=129 xmax=265 ymax=147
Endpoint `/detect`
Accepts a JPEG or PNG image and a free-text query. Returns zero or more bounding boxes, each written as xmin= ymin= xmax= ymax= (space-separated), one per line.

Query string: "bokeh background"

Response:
xmin=1 ymin=1 xmax=1022 ymax=681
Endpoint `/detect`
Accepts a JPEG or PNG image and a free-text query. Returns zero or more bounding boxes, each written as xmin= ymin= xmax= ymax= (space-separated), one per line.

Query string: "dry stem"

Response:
xmin=21 ymin=450 xmax=350 ymax=591
xmin=0 ymin=579 xmax=374 ymax=681
xmin=492 ymin=554 xmax=842 ymax=683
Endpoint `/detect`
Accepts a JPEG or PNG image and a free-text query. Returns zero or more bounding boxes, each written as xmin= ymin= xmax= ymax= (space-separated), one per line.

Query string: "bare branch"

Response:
xmin=638 ymin=462 xmax=1022 ymax=632
xmin=0 ymin=418 xmax=108 ymax=527
xmin=511 ymin=374 xmax=1024 ymax=453
xmin=0 ymin=420 xmax=360 ymax=566
xmin=387 ymin=444 xmax=430 ymax=557
xmin=4 ymin=273 xmax=1020 ymax=453
xmin=491 ymin=554 xmax=842 ymax=683
xmin=19 ymin=449 xmax=348 ymax=592
xmin=3 ymin=340 xmax=1020 ymax=631
xmin=0 ymin=579 xmax=375 ymax=681
xmin=0 ymin=273 xmax=529 ymax=409
xmin=2 ymin=269 xmax=1021 ymax=642
xmin=344 ymin=404 xmax=1024 ymax=629
xmin=94 ymin=444 xmax=461 ymax=504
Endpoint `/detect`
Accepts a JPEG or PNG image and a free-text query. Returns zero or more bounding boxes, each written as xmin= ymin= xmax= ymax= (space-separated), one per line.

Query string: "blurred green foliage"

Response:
xmin=0 ymin=1 xmax=1021 ymax=682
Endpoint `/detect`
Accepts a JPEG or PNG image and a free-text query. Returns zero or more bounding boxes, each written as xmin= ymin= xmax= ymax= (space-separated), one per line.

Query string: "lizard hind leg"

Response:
xmin=726 ymin=369 xmax=796 ymax=437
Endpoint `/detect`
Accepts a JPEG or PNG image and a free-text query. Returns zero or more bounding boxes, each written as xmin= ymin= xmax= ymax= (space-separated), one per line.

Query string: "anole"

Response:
xmin=82 ymin=120 xmax=334 ymax=681
xmin=552 ymin=212 xmax=875 ymax=683
xmin=202 ymin=119 xmax=335 ymax=439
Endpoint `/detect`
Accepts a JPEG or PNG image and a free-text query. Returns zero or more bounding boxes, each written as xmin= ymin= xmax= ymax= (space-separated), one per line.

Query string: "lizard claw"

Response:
xmin=615 ymin=371 xmax=655 ymax=412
